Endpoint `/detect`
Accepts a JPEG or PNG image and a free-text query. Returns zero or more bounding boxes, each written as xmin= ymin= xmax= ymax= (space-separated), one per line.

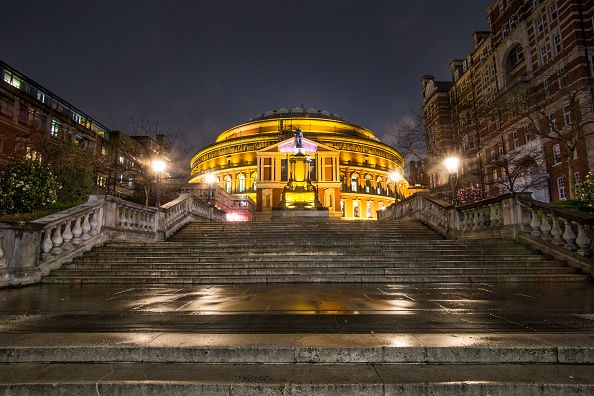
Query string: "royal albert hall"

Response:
xmin=189 ymin=108 xmax=408 ymax=220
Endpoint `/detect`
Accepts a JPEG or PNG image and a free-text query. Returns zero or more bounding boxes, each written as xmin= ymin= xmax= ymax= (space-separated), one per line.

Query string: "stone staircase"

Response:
xmin=43 ymin=220 xmax=588 ymax=284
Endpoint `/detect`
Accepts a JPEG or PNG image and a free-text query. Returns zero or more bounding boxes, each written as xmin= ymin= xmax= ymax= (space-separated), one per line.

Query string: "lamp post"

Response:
xmin=389 ymin=170 xmax=402 ymax=200
xmin=444 ymin=156 xmax=460 ymax=205
xmin=151 ymin=159 xmax=166 ymax=208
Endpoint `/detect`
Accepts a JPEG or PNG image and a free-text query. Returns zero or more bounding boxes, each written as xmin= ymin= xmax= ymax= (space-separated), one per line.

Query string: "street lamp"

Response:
xmin=389 ymin=170 xmax=402 ymax=199
xmin=444 ymin=156 xmax=460 ymax=205
xmin=204 ymin=172 xmax=218 ymax=185
xmin=151 ymin=159 xmax=167 ymax=207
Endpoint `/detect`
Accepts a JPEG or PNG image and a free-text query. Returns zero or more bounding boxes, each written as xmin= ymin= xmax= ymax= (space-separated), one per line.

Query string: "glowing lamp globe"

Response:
xmin=444 ymin=156 xmax=460 ymax=173
xmin=389 ymin=171 xmax=402 ymax=183
xmin=152 ymin=159 xmax=166 ymax=173
xmin=204 ymin=173 xmax=218 ymax=184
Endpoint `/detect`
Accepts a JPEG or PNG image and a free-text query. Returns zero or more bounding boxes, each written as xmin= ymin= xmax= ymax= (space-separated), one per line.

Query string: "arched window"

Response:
xmin=557 ymin=177 xmax=567 ymax=200
xmin=351 ymin=174 xmax=358 ymax=192
xmin=365 ymin=175 xmax=372 ymax=193
xmin=238 ymin=174 xmax=246 ymax=193
xmin=376 ymin=177 xmax=383 ymax=195
xmin=224 ymin=175 xmax=232 ymax=193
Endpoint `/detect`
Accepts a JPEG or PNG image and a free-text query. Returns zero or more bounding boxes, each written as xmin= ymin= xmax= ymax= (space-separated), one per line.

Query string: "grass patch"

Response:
xmin=0 ymin=201 xmax=85 ymax=222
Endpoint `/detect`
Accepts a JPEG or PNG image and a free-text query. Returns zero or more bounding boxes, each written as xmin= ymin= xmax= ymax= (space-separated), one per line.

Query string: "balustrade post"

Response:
xmin=530 ymin=209 xmax=541 ymax=237
xmin=50 ymin=225 xmax=63 ymax=254
xmin=575 ymin=225 xmax=592 ymax=257
xmin=89 ymin=209 xmax=99 ymax=236
xmin=539 ymin=214 xmax=551 ymax=241
xmin=61 ymin=220 xmax=73 ymax=250
xmin=71 ymin=217 xmax=82 ymax=245
xmin=81 ymin=213 xmax=91 ymax=240
xmin=550 ymin=217 xmax=564 ymax=246
xmin=562 ymin=219 xmax=577 ymax=251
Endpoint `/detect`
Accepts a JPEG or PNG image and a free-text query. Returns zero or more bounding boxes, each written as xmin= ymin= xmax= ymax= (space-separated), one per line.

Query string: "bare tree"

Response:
xmin=494 ymin=63 xmax=594 ymax=199
xmin=485 ymin=139 xmax=549 ymax=196
xmin=382 ymin=110 xmax=428 ymax=162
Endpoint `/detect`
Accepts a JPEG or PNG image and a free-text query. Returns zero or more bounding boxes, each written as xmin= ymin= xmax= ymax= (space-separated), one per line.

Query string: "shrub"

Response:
xmin=576 ymin=172 xmax=594 ymax=210
xmin=0 ymin=159 xmax=59 ymax=215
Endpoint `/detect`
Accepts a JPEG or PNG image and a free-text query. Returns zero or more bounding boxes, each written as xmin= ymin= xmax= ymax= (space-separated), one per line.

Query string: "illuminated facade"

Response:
xmin=190 ymin=108 xmax=407 ymax=220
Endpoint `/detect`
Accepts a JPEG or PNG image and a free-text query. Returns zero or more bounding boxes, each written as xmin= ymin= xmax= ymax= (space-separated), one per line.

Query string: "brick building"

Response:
xmin=0 ymin=59 xmax=167 ymax=199
xmin=422 ymin=0 xmax=594 ymax=202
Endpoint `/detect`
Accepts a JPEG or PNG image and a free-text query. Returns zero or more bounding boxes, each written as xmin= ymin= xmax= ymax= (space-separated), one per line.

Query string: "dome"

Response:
xmin=251 ymin=107 xmax=343 ymax=121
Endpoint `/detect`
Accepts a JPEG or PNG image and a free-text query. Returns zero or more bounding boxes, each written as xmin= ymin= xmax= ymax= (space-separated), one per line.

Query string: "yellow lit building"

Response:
xmin=189 ymin=108 xmax=408 ymax=220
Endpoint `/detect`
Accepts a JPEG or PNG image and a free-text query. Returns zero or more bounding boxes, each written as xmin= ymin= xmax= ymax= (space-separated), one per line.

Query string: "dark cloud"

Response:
xmin=0 ymin=0 xmax=490 ymax=157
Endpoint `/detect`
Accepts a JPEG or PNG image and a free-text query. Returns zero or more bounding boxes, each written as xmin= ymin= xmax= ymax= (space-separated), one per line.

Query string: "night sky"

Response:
xmin=0 ymin=0 xmax=489 ymax=158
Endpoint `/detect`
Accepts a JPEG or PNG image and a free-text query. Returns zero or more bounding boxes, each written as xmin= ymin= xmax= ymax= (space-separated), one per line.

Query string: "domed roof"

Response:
xmin=250 ymin=107 xmax=344 ymax=121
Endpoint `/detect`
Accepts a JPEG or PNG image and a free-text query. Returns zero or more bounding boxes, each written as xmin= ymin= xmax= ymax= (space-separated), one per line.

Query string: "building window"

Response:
xmin=536 ymin=16 xmax=544 ymax=33
xmin=353 ymin=200 xmax=359 ymax=218
xmin=50 ymin=119 xmax=60 ymax=137
xmin=351 ymin=174 xmax=358 ymax=192
xmin=575 ymin=172 xmax=581 ymax=186
xmin=557 ymin=177 xmax=566 ymax=200
xmin=376 ymin=177 xmax=383 ymax=195
xmin=552 ymin=144 xmax=561 ymax=164
xmin=549 ymin=114 xmax=557 ymax=132
xmin=532 ymin=0 xmax=540 ymax=9
xmin=366 ymin=201 xmax=372 ymax=219
xmin=563 ymin=105 xmax=572 ymax=126
xmin=262 ymin=158 xmax=272 ymax=181
xmin=365 ymin=176 xmax=371 ymax=193
xmin=238 ymin=174 xmax=246 ymax=193
xmin=540 ymin=44 xmax=550 ymax=64
xmin=340 ymin=199 xmax=345 ymax=217
xmin=224 ymin=175 xmax=232 ymax=193
xmin=498 ymin=141 xmax=505 ymax=156
xmin=549 ymin=3 xmax=558 ymax=21
xmin=553 ymin=33 xmax=562 ymax=54
xmin=512 ymin=131 xmax=519 ymax=148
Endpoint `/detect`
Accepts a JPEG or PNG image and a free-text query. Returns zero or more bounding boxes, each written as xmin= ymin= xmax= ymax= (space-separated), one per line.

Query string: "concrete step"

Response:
xmin=52 ymin=267 xmax=579 ymax=277
xmin=64 ymin=260 xmax=566 ymax=269
xmin=3 ymin=362 xmax=594 ymax=395
xmin=43 ymin=273 xmax=590 ymax=284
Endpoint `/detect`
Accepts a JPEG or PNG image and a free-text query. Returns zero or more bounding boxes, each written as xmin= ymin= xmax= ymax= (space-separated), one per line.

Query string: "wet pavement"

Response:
xmin=1 ymin=282 xmax=594 ymax=333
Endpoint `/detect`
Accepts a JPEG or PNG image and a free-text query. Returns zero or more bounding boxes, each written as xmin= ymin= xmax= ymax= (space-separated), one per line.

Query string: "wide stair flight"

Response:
xmin=44 ymin=220 xmax=588 ymax=284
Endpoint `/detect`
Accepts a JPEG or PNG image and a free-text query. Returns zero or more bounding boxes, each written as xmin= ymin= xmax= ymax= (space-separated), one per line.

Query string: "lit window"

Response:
xmin=552 ymin=144 xmax=561 ymax=164
xmin=353 ymin=200 xmax=359 ymax=218
xmin=540 ymin=45 xmax=550 ymax=64
xmin=238 ymin=174 xmax=246 ymax=193
xmin=575 ymin=172 xmax=581 ymax=185
xmin=557 ymin=177 xmax=566 ymax=200
xmin=366 ymin=201 xmax=372 ymax=219
xmin=118 ymin=156 xmax=124 ymax=164
xmin=50 ymin=119 xmax=59 ymax=137
xmin=340 ymin=200 xmax=345 ymax=217
xmin=365 ymin=177 xmax=371 ymax=193
xmin=351 ymin=174 xmax=358 ymax=192
xmin=224 ymin=175 xmax=232 ymax=193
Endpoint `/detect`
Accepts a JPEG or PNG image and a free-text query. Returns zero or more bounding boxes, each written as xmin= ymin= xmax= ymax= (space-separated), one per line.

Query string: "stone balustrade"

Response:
xmin=379 ymin=192 xmax=593 ymax=275
xmin=0 ymin=193 xmax=224 ymax=288
xmin=516 ymin=197 xmax=593 ymax=258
